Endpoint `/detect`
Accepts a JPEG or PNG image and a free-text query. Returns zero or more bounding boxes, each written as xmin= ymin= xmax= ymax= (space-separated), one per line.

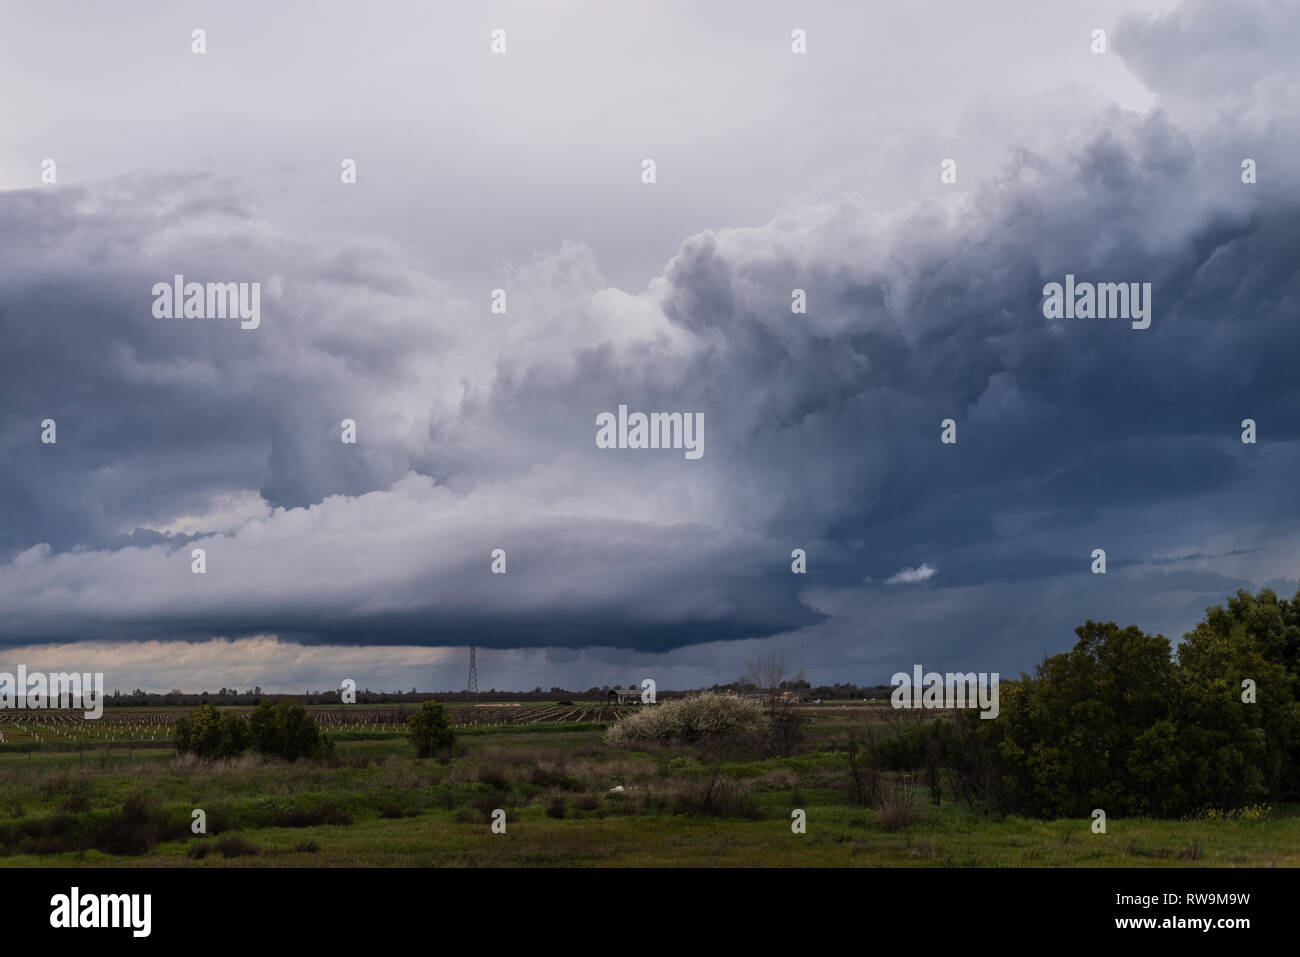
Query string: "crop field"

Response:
xmin=0 ymin=710 xmax=176 ymax=747
xmin=0 ymin=701 xmax=634 ymax=748
xmin=315 ymin=702 xmax=627 ymax=730
xmin=0 ymin=701 xmax=882 ymax=746
xmin=446 ymin=703 xmax=627 ymax=725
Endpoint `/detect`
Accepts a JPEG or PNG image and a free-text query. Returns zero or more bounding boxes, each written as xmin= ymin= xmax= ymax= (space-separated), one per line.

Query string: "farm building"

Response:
xmin=608 ymin=688 xmax=655 ymax=704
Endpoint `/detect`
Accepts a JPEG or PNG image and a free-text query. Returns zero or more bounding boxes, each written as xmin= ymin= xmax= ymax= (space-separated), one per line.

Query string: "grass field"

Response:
xmin=0 ymin=704 xmax=1295 ymax=867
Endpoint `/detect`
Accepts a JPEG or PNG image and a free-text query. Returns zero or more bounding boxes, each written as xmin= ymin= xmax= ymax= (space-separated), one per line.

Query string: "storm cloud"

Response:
xmin=1 ymin=0 xmax=1298 ymax=689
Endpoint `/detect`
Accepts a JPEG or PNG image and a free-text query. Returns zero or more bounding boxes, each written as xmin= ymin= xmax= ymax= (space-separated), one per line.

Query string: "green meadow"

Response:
xmin=0 ymin=707 xmax=1294 ymax=867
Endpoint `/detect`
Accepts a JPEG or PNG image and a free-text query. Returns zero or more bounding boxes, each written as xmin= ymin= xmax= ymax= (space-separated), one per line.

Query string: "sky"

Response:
xmin=1 ymin=0 xmax=1298 ymax=693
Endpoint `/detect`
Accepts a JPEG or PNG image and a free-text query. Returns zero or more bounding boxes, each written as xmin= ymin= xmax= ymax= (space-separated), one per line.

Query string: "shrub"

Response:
xmin=528 ymin=759 xmax=579 ymax=790
xmin=657 ymin=775 xmax=760 ymax=818
xmin=38 ymin=773 xmax=77 ymax=796
xmin=60 ymin=793 xmax=91 ymax=814
xmin=174 ymin=704 xmax=249 ymax=759
xmin=877 ymin=781 xmax=921 ymax=831
xmin=604 ymin=693 xmax=767 ymax=745
xmin=478 ymin=765 xmax=512 ymax=791
xmin=0 ymin=794 xmax=188 ymax=858
xmin=249 ymin=699 xmax=332 ymax=761
xmin=844 ymin=732 xmax=880 ymax=807
xmin=96 ymin=793 xmax=189 ymax=856
xmin=269 ymin=801 xmax=352 ymax=828
xmin=763 ymin=703 xmax=810 ymax=757
xmin=216 ymin=835 xmax=258 ymax=858
xmin=173 ymin=715 xmax=192 ymax=754
xmin=407 ymin=701 xmax=456 ymax=758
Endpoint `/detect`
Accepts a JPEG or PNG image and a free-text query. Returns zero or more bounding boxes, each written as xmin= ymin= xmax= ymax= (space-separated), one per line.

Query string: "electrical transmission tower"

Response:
xmin=466 ymin=645 xmax=478 ymax=701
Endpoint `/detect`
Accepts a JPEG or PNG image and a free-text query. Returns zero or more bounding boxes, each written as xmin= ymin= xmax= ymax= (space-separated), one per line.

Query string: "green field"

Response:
xmin=0 ymin=705 xmax=1295 ymax=867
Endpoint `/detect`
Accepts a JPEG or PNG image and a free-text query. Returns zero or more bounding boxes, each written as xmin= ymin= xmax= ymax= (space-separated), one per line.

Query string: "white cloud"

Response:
xmin=136 ymin=489 xmax=272 ymax=537
xmin=886 ymin=563 xmax=937 ymax=585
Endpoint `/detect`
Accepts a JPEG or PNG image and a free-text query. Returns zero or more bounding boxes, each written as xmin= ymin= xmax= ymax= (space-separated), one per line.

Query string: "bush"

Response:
xmin=656 ymin=775 xmax=760 ymax=818
xmin=478 ymin=765 xmax=512 ymax=791
xmin=249 ymin=699 xmax=333 ymax=761
xmin=96 ymin=793 xmax=189 ymax=856
xmin=528 ymin=759 xmax=579 ymax=790
xmin=844 ymin=732 xmax=880 ymax=807
xmin=871 ymin=718 xmax=953 ymax=771
xmin=604 ymin=693 xmax=767 ymax=745
xmin=0 ymin=794 xmax=189 ymax=858
xmin=60 ymin=793 xmax=91 ymax=814
xmin=877 ymin=781 xmax=921 ymax=831
xmin=763 ymin=702 xmax=810 ymax=757
xmin=174 ymin=704 xmax=249 ymax=759
xmin=216 ymin=835 xmax=259 ymax=858
xmin=269 ymin=801 xmax=352 ymax=828
xmin=408 ymin=701 xmax=456 ymax=758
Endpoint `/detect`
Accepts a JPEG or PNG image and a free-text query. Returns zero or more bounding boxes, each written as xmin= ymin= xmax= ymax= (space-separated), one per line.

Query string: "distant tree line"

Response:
xmin=709 ymin=679 xmax=893 ymax=701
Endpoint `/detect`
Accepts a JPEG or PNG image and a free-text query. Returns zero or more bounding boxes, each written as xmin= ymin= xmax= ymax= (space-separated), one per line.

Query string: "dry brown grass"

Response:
xmin=878 ymin=780 xmax=922 ymax=831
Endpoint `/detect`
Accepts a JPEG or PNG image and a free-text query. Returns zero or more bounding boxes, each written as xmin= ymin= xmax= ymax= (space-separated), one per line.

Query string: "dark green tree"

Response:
xmin=248 ymin=699 xmax=332 ymax=760
xmin=407 ymin=700 xmax=455 ymax=758
xmin=967 ymin=586 xmax=1300 ymax=817
xmin=174 ymin=703 xmax=249 ymax=758
xmin=1176 ymin=588 xmax=1300 ymax=804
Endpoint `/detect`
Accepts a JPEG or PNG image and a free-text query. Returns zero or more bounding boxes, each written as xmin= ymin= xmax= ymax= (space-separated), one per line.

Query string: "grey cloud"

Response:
xmin=1 ymin=0 xmax=1298 ymax=688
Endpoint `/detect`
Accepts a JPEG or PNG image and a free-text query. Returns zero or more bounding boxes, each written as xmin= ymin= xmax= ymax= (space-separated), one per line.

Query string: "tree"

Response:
xmin=248 ymin=699 xmax=331 ymax=761
xmin=745 ymin=652 xmax=809 ymax=756
xmin=408 ymin=701 xmax=455 ymax=758
xmin=966 ymin=591 xmax=1300 ymax=817
xmin=174 ymin=704 xmax=249 ymax=758
xmin=967 ymin=621 xmax=1181 ymax=817
xmin=1176 ymin=588 xmax=1300 ymax=804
